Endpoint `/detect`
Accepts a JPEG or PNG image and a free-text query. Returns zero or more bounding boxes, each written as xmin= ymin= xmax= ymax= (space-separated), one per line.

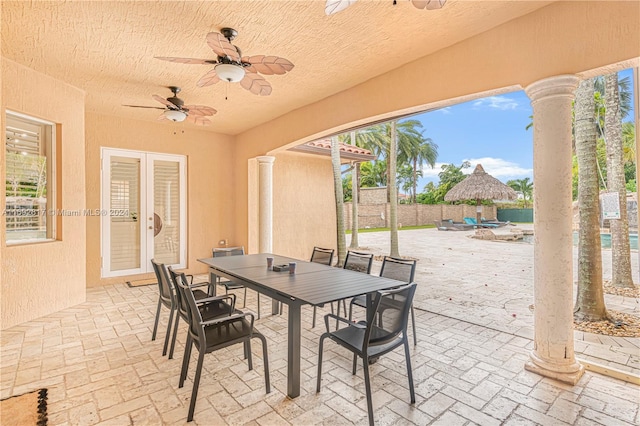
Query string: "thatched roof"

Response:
xmin=444 ymin=164 xmax=518 ymax=202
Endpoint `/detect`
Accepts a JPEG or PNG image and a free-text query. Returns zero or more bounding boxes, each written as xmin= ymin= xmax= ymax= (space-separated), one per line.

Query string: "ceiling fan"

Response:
xmin=155 ymin=28 xmax=294 ymax=97
xmin=325 ymin=0 xmax=447 ymax=15
xmin=123 ymin=86 xmax=216 ymax=125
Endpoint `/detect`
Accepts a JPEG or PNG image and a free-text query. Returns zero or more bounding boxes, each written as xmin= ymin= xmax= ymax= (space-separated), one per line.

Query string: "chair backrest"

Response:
xmin=463 ymin=217 xmax=477 ymax=225
xmin=343 ymin=251 xmax=374 ymax=274
xmin=365 ymin=283 xmax=417 ymax=348
xmin=310 ymin=247 xmax=334 ymax=265
xmin=172 ymin=269 xmax=205 ymax=345
xmin=151 ymin=259 xmax=175 ymax=305
xmin=168 ymin=266 xmax=189 ymax=321
xmin=379 ymin=256 xmax=416 ymax=283
xmin=212 ymin=246 xmax=245 ymax=257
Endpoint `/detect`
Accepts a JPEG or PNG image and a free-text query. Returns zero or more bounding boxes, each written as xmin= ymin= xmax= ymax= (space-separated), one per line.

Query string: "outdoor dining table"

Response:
xmin=198 ymin=253 xmax=405 ymax=398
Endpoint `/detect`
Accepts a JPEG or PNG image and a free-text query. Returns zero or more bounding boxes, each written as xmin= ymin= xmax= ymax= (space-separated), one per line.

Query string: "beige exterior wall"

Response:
xmin=84 ymin=112 xmax=236 ymax=286
xmin=1 ymin=59 xmax=87 ymax=329
xmin=271 ymin=152 xmax=336 ymax=260
xmin=344 ymin=203 xmax=497 ymax=229
xmin=231 ymin=1 xmax=640 ymax=247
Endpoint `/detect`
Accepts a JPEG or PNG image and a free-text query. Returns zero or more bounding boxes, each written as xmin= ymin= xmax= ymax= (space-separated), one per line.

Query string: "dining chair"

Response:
xmin=310 ymin=246 xmax=335 ymax=328
xmin=317 ymin=283 xmax=417 ymax=426
xmin=212 ymin=246 xmax=263 ymax=319
xmin=167 ymin=266 xmax=238 ymax=360
xmin=176 ymin=272 xmax=271 ymax=422
xmin=348 ymin=256 xmax=418 ymax=345
xmin=331 ymin=251 xmax=375 ymax=328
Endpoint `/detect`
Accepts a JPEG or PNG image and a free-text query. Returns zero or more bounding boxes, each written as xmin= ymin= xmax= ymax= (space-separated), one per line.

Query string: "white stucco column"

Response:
xmin=524 ymin=75 xmax=584 ymax=384
xmin=257 ymin=156 xmax=275 ymax=253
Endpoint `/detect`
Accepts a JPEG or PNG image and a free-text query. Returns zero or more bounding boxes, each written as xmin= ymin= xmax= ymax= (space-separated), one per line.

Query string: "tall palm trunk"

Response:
xmin=331 ymin=137 xmax=346 ymax=266
xmin=604 ymin=73 xmax=634 ymax=288
xmin=574 ymin=78 xmax=608 ymax=321
xmin=412 ymin=158 xmax=418 ymax=204
xmin=389 ymin=122 xmax=400 ymax=257
xmin=349 ymin=131 xmax=360 ymax=249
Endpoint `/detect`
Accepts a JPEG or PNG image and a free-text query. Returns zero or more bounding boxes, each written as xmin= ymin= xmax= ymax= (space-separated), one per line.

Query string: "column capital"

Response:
xmin=525 ymin=75 xmax=580 ymax=102
xmin=256 ymin=155 xmax=276 ymax=164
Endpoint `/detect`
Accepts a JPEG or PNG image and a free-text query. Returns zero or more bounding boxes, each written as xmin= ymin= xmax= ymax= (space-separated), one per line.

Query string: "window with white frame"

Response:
xmin=5 ymin=111 xmax=56 ymax=243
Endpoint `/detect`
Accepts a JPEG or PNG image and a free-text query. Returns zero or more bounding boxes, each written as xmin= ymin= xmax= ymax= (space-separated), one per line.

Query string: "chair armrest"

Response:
xmin=324 ymin=313 xmax=365 ymax=332
xmin=189 ymin=281 xmax=211 ymax=289
xmin=196 ymin=294 xmax=236 ymax=311
xmin=184 ymin=274 xmax=194 ymax=284
xmin=201 ymin=312 xmax=255 ymax=329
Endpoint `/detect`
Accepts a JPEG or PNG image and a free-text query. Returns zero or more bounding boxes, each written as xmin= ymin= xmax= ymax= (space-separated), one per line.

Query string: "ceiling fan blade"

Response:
xmin=183 ymin=105 xmax=217 ymax=116
xmin=206 ymin=32 xmax=240 ymax=61
xmin=122 ymin=105 xmax=165 ymax=110
xmin=240 ymin=73 xmax=272 ymax=96
xmin=411 ymin=0 xmax=447 ymax=10
xmin=325 ymin=0 xmax=356 ymax=15
xmin=196 ymin=68 xmax=221 ymax=87
xmin=186 ymin=115 xmax=211 ymax=126
xmin=154 ymin=56 xmax=217 ymax=65
xmin=153 ymin=95 xmax=174 ymax=108
xmin=242 ymin=55 xmax=294 ymax=75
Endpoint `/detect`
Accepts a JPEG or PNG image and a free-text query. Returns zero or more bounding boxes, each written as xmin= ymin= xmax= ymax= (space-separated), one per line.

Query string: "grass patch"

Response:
xmin=346 ymin=224 xmax=436 ymax=234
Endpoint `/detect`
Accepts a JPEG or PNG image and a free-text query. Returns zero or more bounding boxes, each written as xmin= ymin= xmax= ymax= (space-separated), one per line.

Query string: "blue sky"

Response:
xmin=410 ymin=68 xmax=636 ymax=189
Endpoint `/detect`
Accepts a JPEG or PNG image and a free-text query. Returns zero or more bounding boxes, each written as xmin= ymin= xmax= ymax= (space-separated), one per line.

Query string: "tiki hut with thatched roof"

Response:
xmin=444 ymin=164 xmax=518 ymax=223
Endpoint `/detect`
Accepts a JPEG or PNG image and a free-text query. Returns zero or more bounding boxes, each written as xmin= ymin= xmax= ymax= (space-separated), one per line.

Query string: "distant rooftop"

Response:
xmin=289 ymin=139 xmax=375 ymax=162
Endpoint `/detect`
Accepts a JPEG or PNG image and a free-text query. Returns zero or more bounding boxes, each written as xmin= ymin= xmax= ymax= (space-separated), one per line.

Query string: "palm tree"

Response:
xmin=507 ymin=177 xmax=534 ymax=208
xmin=622 ymin=122 xmax=636 ymax=163
xmin=574 ymin=77 xmax=608 ymax=321
xmin=359 ymin=160 xmax=386 ymax=187
xmin=389 ymin=121 xmax=399 ymax=257
xmin=406 ymin=139 xmax=437 ymax=203
xmin=604 ymin=72 xmax=634 ymax=288
xmin=348 ymin=131 xmax=360 ymax=249
xmin=330 ymin=137 xmax=346 ymax=267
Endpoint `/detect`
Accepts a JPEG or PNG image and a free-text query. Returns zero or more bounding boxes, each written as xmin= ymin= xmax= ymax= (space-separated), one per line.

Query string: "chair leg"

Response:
xmin=179 ymin=335 xmax=193 ymax=388
xmin=316 ymin=334 xmax=327 ymax=392
xmin=246 ymin=338 xmax=254 ymax=371
xmin=152 ymin=298 xmax=162 ymax=341
xmin=352 ymin=354 xmax=358 ymax=375
xmin=256 ymin=333 xmax=271 ymax=393
xmin=404 ymin=339 xmax=416 ymax=403
xmin=242 ymin=287 xmax=247 ymax=308
xmin=162 ymin=306 xmax=175 ymax=356
xmin=168 ymin=312 xmax=180 ymax=359
xmin=187 ymin=351 xmax=206 ymax=422
xmin=348 ymin=301 xmax=354 ymax=321
xmin=411 ymin=305 xmax=417 ymax=346
xmin=362 ymin=356 xmax=375 ymax=426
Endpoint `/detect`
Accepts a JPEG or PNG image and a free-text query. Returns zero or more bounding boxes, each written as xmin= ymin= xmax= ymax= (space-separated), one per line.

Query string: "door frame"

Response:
xmin=100 ymin=147 xmax=187 ymax=278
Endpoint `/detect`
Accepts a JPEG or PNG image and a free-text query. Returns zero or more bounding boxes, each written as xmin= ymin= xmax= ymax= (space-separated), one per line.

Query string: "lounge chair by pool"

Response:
xmin=463 ymin=217 xmax=499 ymax=228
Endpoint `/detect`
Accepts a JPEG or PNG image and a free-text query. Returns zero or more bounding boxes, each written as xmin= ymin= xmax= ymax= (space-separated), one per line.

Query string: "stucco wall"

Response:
xmin=1 ymin=59 xmax=87 ymax=329
xmin=271 ymin=152 xmax=336 ymax=260
xmin=232 ymin=1 xmax=640 ymax=248
xmin=84 ymin=112 xmax=236 ymax=286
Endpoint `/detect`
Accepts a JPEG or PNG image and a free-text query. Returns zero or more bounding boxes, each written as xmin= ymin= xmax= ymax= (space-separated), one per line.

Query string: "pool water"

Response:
xmin=523 ymin=232 xmax=638 ymax=249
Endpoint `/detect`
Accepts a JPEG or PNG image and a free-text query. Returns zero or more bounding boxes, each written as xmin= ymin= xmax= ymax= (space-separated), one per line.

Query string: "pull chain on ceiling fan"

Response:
xmin=156 ymin=28 xmax=294 ymax=97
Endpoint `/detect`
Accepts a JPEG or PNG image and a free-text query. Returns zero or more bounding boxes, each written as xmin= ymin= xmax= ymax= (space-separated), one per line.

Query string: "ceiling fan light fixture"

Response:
xmin=215 ymin=63 xmax=245 ymax=83
xmin=164 ymin=109 xmax=187 ymax=122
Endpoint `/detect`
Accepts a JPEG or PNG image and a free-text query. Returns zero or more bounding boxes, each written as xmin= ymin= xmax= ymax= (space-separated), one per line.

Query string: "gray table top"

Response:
xmin=199 ymin=253 xmax=404 ymax=306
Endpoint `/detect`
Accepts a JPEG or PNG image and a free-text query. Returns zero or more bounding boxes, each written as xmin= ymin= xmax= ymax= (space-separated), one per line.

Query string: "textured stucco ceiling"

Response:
xmin=1 ymin=1 xmax=553 ymax=135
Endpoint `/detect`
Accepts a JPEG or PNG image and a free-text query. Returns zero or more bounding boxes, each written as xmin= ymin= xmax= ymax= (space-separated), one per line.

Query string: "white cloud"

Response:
xmin=421 ymin=162 xmax=449 ymax=177
xmin=462 ymin=157 xmax=532 ymax=179
xmin=472 ymin=96 xmax=519 ymax=111
xmin=438 ymin=107 xmax=452 ymax=114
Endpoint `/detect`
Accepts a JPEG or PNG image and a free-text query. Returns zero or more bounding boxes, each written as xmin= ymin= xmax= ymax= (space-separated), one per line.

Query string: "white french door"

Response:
xmin=101 ymin=148 xmax=186 ymax=277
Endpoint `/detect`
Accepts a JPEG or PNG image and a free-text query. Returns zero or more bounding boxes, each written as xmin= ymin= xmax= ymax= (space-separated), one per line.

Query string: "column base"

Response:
xmin=525 ymin=352 xmax=585 ymax=385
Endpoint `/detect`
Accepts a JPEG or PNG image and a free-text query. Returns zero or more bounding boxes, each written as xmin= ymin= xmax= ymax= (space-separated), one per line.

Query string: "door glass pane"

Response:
xmin=153 ymin=160 xmax=180 ymax=265
xmin=110 ymin=156 xmax=140 ymax=271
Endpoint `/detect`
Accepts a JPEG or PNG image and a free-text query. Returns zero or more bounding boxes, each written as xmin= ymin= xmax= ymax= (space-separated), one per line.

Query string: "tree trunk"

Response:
xmin=349 ymin=131 xmax=360 ymax=249
xmin=331 ymin=137 xmax=346 ymax=267
xmin=574 ymin=78 xmax=608 ymax=321
xmin=389 ymin=122 xmax=400 ymax=257
xmin=604 ymin=73 xmax=634 ymax=288
xmin=412 ymin=158 xmax=418 ymax=204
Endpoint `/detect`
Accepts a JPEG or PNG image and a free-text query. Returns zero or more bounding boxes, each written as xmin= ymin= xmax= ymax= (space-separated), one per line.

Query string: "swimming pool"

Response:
xmin=523 ymin=232 xmax=638 ymax=249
